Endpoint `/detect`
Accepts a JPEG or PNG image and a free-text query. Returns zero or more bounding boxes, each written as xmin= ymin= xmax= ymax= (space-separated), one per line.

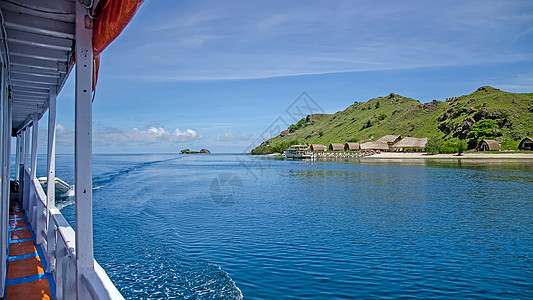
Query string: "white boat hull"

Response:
xmin=38 ymin=177 xmax=75 ymax=197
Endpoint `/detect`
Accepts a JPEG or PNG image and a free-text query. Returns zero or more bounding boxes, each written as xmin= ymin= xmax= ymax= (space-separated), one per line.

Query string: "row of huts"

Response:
xmin=310 ymin=135 xmax=429 ymax=152
xmin=475 ymin=137 xmax=533 ymax=151
xmin=309 ymin=136 xmax=533 ymax=152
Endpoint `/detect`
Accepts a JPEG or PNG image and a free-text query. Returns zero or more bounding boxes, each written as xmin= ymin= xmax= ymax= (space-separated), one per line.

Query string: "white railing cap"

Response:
xmin=82 ymin=261 xmax=125 ymax=300
xmin=51 ymin=207 xmax=77 ymax=256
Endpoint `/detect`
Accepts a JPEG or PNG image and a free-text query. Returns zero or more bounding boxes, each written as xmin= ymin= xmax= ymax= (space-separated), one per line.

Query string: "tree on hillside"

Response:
xmin=467 ymin=119 xmax=501 ymax=141
xmin=289 ymin=124 xmax=298 ymax=132
xmin=425 ymin=137 xmax=440 ymax=155
xmin=457 ymin=140 xmax=467 ymax=155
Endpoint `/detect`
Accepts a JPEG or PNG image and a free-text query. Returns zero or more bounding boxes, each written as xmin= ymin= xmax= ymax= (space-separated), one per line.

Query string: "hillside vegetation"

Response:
xmin=252 ymin=86 xmax=533 ymax=154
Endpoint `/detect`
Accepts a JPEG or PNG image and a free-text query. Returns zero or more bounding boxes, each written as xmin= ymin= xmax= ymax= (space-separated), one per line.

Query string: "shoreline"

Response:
xmin=366 ymin=152 xmax=533 ymax=159
xmin=264 ymin=152 xmax=533 ymax=159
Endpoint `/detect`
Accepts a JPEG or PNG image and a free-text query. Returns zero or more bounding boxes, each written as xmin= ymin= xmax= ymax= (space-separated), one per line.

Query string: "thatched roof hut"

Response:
xmin=359 ymin=141 xmax=389 ymax=151
xmin=476 ymin=139 xmax=501 ymax=151
xmin=392 ymin=137 xmax=428 ymax=150
xmin=345 ymin=142 xmax=360 ymax=151
xmin=310 ymin=144 xmax=326 ymax=152
xmin=329 ymin=143 xmax=345 ymax=151
xmin=377 ymin=135 xmax=402 ymax=144
xmin=518 ymin=137 xmax=533 ymax=150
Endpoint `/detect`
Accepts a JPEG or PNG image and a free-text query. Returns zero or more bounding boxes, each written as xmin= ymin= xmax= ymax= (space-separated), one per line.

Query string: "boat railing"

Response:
xmin=22 ymin=168 xmax=123 ymax=299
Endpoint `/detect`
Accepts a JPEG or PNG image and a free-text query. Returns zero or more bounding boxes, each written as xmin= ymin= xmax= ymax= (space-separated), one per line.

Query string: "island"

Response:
xmin=252 ymin=86 xmax=533 ymax=156
xmin=180 ymin=148 xmax=211 ymax=154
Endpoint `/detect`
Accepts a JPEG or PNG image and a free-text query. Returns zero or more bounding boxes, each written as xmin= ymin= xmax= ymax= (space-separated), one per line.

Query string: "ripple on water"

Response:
xmin=55 ymin=155 xmax=533 ymax=299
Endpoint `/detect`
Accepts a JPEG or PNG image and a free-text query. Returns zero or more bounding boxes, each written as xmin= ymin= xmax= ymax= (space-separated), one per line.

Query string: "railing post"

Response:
xmin=28 ymin=116 xmax=38 ymax=225
xmin=0 ymin=63 xmax=8 ymax=299
xmin=35 ymin=182 xmax=45 ymax=246
xmin=15 ymin=134 xmax=20 ymax=181
xmin=18 ymin=131 xmax=24 ymax=201
xmin=24 ymin=127 xmax=30 ymax=167
xmin=2 ymin=78 xmax=13 ymax=299
xmin=31 ymin=115 xmax=38 ymax=180
xmin=47 ymin=86 xmax=57 ymax=272
xmin=55 ymin=237 xmax=64 ymax=300
xmin=75 ymin=1 xmax=94 ymax=298
xmin=18 ymin=132 xmax=23 ymax=173
xmin=23 ymin=129 xmax=30 ymax=211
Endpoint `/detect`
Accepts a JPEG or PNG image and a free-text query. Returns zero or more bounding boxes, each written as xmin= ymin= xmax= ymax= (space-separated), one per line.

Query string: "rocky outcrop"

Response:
xmin=423 ymin=100 xmax=441 ymax=112
xmin=453 ymin=118 xmax=476 ymax=139
xmin=306 ymin=114 xmax=327 ymax=123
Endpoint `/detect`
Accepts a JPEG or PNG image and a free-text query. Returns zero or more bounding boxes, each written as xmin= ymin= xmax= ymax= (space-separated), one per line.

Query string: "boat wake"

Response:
xmin=91 ymin=156 xmax=182 ymax=190
xmin=180 ymin=260 xmax=243 ymax=299
xmin=93 ymin=157 xmax=183 ymax=190
xmin=97 ymin=210 xmax=243 ymax=299
xmin=55 ymin=156 xmax=184 ymax=210
xmin=55 ymin=196 xmax=75 ymax=210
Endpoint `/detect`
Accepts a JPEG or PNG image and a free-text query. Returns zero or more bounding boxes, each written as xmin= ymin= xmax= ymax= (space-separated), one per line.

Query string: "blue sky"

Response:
xmin=43 ymin=0 xmax=533 ymax=153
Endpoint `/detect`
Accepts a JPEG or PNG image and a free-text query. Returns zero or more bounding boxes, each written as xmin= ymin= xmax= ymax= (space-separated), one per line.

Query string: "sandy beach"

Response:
xmin=369 ymin=152 xmax=533 ymax=159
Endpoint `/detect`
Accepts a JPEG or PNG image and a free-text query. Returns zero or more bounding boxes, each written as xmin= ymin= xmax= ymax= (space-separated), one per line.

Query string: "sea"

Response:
xmin=12 ymin=153 xmax=533 ymax=299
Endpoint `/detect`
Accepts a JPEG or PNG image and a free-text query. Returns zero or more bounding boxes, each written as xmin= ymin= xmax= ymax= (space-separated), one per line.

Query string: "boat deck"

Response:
xmin=6 ymin=197 xmax=55 ymax=299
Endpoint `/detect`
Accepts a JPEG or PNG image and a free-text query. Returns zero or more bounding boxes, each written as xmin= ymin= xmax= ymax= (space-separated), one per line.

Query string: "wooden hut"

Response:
xmin=377 ymin=135 xmax=402 ymax=144
xmin=359 ymin=141 xmax=389 ymax=151
xmin=377 ymin=135 xmax=402 ymax=151
xmin=310 ymin=144 xmax=327 ymax=152
xmin=392 ymin=137 xmax=428 ymax=152
xmin=344 ymin=142 xmax=360 ymax=151
xmin=476 ymin=139 xmax=501 ymax=151
xmin=518 ymin=137 xmax=533 ymax=150
xmin=329 ymin=143 xmax=345 ymax=151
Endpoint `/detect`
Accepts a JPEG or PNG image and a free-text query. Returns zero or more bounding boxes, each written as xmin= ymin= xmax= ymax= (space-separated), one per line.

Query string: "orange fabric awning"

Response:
xmin=89 ymin=0 xmax=144 ymax=91
xmin=93 ymin=0 xmax=144 ymax=57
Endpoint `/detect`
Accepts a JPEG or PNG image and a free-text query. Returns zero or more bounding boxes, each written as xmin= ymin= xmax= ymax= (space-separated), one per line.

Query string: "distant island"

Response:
xmin=252 ymin=86 xmax=533 ymax=154
xmin=180 ymin=149 xmax=211 ymax=154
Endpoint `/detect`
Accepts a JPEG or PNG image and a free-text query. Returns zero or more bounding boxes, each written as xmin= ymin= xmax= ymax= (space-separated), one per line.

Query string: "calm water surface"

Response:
xmin=21 ymin=154 xmax=533 ymax=299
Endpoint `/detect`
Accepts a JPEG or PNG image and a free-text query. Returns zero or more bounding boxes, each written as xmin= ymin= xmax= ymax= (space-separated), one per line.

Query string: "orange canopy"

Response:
xmin=89 ymin=0 xmax=144 ymax=91
xmin=93 ymin=0 xmax=144 ymax=57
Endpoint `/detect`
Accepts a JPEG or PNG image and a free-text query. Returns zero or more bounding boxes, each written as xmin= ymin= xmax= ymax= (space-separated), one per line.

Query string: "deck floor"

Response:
xmin=6 ymin=199 xmax=55 ymax=299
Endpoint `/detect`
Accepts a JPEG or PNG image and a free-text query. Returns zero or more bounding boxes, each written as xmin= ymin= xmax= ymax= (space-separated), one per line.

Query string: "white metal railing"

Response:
xmin=22 ymin=168 xmax=123 ymax=299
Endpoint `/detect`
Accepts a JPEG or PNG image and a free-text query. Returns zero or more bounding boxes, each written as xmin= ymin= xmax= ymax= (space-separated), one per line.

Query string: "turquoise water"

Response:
xmin=19 ymin=154 xmax=533 ymax=299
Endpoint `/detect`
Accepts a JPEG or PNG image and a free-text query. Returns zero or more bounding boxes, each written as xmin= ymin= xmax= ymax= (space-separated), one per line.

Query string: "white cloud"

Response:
xmin=42 ymin=124 xmax=203 ymax=146
xmin=56 ymin=124 xmax=74 ymax=145
xmin=495 ymin=72 xmax=533 ymax=92
xmin=170 ymin=128 xmax=203 ymax=142
xmin=216 ymin=131 xmax=252 ymax=142
xmin=94 ymin=127 xmax=203 ymax=144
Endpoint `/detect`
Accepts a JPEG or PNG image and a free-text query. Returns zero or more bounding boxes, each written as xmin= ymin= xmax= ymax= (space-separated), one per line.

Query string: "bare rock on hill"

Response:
xmin=306 ymin=114 xmax=327 ymax=123
xmin=423 ymin=100 xmax=440 ymax=112
xmin=453 ymin=117 xmax=476 ymax=139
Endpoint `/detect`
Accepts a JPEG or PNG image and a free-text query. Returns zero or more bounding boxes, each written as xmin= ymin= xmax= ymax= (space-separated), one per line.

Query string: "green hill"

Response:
xmin=251 ymin=86 xmax=533 ymax=154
